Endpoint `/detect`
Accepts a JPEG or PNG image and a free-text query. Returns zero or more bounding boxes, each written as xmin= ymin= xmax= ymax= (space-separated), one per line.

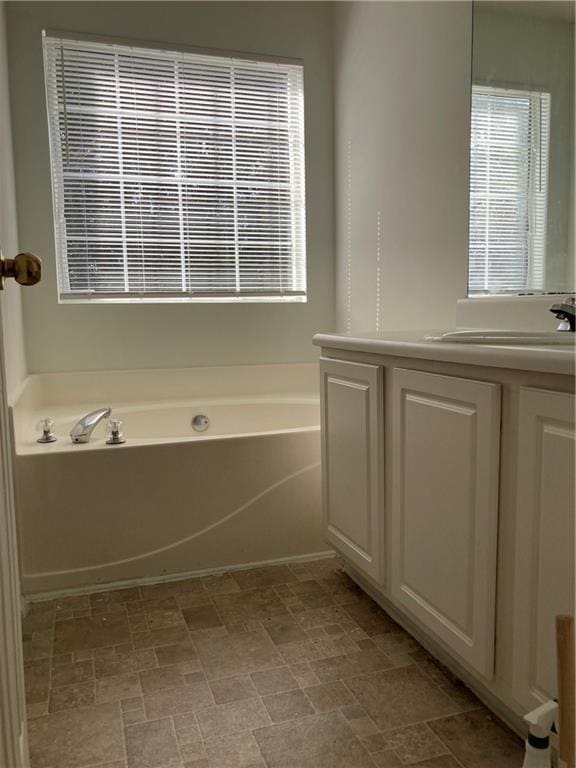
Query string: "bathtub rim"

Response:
xmin=12 ymin=395 xmax=321 ymax=456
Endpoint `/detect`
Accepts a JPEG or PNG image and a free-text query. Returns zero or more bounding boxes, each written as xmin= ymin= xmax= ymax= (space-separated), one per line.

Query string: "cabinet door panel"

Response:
xmin=320 ymin=358 xmax=383 ymax=582
xmin=512 ymin=388 xmax=575 ymax=710
xmin=390 ymin=369 xmax=500 ymax=678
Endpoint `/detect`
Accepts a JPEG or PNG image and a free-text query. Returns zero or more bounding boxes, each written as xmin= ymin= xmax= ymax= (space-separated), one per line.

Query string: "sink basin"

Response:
xmin=426 ymin=330 xmax=575 ymax=345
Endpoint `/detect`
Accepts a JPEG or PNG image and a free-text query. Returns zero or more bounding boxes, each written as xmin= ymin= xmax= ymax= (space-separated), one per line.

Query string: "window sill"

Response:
xmin=58 ymin=294 xmax=308 ymax=305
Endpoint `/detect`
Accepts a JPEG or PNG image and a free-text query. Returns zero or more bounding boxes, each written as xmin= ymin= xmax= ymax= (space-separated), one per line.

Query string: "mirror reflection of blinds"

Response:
xmin=468 ymin=84 xmax=550 ymax=296
xmin=43 ymin=35 xmax=306 ymax=301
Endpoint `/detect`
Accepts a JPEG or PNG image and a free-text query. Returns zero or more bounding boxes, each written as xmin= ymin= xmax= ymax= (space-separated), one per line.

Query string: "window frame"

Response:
xmin=43 ymin=31 xmax=307 ymax=305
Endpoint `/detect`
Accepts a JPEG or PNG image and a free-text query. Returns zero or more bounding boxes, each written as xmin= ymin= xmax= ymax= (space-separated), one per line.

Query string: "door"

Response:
xmin=0 ymin=300 xmax=28 ymax=767
xmin=512 ymin=387 xmax=575 ymax=710
xmin=320 ymin=358 xmax=383 ymax=582
xmin=390 ymin=368 xmax=501 ymax=678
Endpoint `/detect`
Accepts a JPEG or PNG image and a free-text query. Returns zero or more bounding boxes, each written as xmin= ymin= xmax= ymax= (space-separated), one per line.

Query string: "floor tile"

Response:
xmin=205 ymin=730 xmax=265 ymax=768
xmin=54 ymin=614 xmax=130 ymax=653
xmin=24 ymin=659 xmax=51 ymax=705
xmin=194 ymin=629 xmax=283 ymax=680
xmin=262 ymin=689 xmax=315 ymax=722
xmin=254 ymin=710 xmax=375 ymax=768
xmin=310 ymin=648 xmax=392 ymax=681
xmin=139 ymin=577 xmax=206 ymax=601
xmin=90 ymin=587 xmax=141 ymax=612
xmin=304 ymin=681 xmax=355 ymax=712
xmin=261 ymin=614 xmax=308 ymax=645
xmin=209 ymin=674 xmax=258 ymax=704
xmin=124 ymin=717 xmax=181 ymax=768
xmin=95 ymin=672 xmax=142 ymax=703
xmin=140 ymin=665 xmax=186 ymax=693
xmin=23 ymin=630 xmax=54 ymax=662
xmin=51 ymin=659 xmax=94 ymax=687
xmin=213 ymin=588 xmax=289 ymax=623
xmin=291 ymin=605 xmax=357 ymax=631
xmin=156 ymin=642 xmax=197 ymax=667
xmin=232 ymin=565 xmax=299 ymax=590
xmin=251 ymin=666 xmax=300 ymax=695
xmin=289 ymin=662 xmax=320 ymax=687
xmin=372 ymin=750 xmax=403 ymax=766
xmin=95 ymin=647 xmax=157 ymax=678
xmin=428 ymin=709 xmax=523 ymax=767
xmin=49 ymin=681 xmax=95 ymax=713
xmin=202 ymin=573 xmax=242 ymax=595
xmin=146 ymin=607 xmax=186 ymax=631
xmin=181 ymin=604 xmax=223 ymax=631
xmin=28 ymin=702 xmax=124 ymax=768
xmin=131 ymin=626 xmax=190 ymax=649
xmin=143 ymin=681 xmax=214 ymax=719
xmin=196 ymin=697 xmax=271 ymax=738
xmin=343 ymin=595 xmax=401 ymax=636
xmin=384 ymin=723 xmax=449 ymax=764
xmin=346 ymin=665 xmax=458 ymax=729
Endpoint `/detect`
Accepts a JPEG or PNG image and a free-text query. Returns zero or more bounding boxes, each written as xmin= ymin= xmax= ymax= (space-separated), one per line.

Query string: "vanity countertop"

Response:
xmin=313 ymin=330 xmax=576 ymax=376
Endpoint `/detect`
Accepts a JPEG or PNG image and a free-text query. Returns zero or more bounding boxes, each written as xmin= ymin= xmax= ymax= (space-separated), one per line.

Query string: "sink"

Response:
xmin=426 ymin=330 xmax=575 ymax=345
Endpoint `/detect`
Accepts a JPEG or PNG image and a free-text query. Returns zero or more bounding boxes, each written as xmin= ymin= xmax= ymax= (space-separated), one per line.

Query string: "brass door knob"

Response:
xmin=0 ymin=252 xmax=42 ymax=289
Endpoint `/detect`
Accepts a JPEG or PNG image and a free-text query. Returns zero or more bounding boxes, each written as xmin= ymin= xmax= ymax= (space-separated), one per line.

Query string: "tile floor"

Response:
xmin=21 ymin=558 xmax=524 ymax=768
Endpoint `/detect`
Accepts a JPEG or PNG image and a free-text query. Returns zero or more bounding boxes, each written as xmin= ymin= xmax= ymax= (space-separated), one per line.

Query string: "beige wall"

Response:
xmin=0 ymin=2 xmax=27 ymax=401
xmin=333 ymin=1 xmax=472 ymax=334
xmin=6 ymin=1 xmax=335 ymax=374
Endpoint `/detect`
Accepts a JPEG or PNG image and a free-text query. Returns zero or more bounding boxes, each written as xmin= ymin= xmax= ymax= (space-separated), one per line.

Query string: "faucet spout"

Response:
xmin=70 ymin=407 xmax=112 ymax=443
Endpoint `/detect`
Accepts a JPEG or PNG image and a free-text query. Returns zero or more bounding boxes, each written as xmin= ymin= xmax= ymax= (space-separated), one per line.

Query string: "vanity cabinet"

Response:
xmin=512 ymin=387 xmax=575 ymax=710
xmin=389 ymin=369 xmax=501 ymax=678
xmin=320 ymin=358 xmax=383 ymax=582
xmin=317 ymin=338 xmax=574 ymax=726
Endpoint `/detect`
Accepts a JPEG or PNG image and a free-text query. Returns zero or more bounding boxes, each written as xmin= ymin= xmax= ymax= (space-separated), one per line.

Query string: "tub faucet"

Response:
xmin=70 ymin=407 xmax=112 ymax=443
xmin=549 ymin=297 xmax=575 ymax=332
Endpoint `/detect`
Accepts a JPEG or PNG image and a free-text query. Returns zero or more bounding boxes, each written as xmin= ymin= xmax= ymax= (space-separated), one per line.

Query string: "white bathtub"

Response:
xmin=11 ymin=364 xmax=327 ymax=593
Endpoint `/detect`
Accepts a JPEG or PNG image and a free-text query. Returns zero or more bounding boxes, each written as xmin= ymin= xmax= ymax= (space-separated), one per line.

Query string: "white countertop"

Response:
xmin=313 ymin=330 xmax=576 ymax=376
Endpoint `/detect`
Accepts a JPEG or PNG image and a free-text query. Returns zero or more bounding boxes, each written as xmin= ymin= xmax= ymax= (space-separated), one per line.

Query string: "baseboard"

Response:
xmin=22 ymin=549 xmax=337 ymax=605
xmin=345 ymin=565 xmax=528 ymax=741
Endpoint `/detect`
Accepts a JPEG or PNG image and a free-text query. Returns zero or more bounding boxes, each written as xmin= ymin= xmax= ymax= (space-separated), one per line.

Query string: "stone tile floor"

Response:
xmin=21 ymin=557 xmax=524 ymax=768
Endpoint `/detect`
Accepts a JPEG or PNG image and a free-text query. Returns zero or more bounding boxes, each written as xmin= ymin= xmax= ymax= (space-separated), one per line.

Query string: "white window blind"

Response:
xmin=43 ymin=35 xmax=306 ymax=302
xmin=468 ymin=84 xmax=550 ymax=296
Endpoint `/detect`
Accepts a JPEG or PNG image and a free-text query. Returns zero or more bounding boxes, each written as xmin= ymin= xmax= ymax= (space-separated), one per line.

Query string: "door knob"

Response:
xmin=0 ymin=251 xmax=42 ymax=289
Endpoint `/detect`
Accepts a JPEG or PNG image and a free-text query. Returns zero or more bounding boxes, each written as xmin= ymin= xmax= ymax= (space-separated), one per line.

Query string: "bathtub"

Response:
xmin=11 ymin=364 xmax=327 ymax=594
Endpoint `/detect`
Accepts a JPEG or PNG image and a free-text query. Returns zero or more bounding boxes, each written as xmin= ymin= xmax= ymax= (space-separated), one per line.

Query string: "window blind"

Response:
xmin=468 ymin=84 xmax=550 ymax=296
xmin=43 ymin=35 xmax=306 ymax=302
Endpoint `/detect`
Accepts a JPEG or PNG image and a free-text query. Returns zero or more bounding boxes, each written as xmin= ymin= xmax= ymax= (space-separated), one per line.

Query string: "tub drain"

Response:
xmin=192 ymin=414 xmax=210 ymax=432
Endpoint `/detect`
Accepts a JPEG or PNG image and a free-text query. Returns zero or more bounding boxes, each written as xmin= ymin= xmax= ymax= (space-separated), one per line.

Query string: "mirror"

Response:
xmin=468 ymin=1 xmax=574 ymax=296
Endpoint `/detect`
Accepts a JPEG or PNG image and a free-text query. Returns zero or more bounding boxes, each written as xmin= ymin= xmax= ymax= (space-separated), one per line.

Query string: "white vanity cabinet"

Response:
xmin=512 ymin=387 xmax=575 ymax=710
xmin=389 ymin=369 xmax=501 ymax=678
xmin=316 ymin=335 xmax=574 ymax=726
xmin=320 ymin=358 xmax=383 ymax=582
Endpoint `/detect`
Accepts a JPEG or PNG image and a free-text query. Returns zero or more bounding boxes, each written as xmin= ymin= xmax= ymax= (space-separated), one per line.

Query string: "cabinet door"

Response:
xmin=390 ymin=369 xmax=501 ymax=678
xmin=512 ymin=387 xmax=575 ymax=710
xmin=320 ymin=358 xmax=383 ymax=582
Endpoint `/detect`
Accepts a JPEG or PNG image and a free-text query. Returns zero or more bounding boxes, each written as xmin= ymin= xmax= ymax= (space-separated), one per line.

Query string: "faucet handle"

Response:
xmin=549 ymin=297 xmax=576 ymax=332
xmin=106 ymin=418 xmax=126 ymax=445
xmin=36 ymin=418 xmax=57 ymax=443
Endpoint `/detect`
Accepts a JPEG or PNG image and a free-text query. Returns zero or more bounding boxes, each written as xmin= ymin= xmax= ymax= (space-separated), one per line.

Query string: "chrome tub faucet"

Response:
xmin=70 ymin=407 xmax=111 ymax=443
xmin=549 ymin=297 xmax=576 ymax=332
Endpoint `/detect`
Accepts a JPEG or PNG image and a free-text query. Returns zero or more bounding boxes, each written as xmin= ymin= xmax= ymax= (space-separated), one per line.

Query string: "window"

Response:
xmin=468 ymin=84 xmax=550 ymax=296
xmin=43 ymin=35 xmax=306 ymax=302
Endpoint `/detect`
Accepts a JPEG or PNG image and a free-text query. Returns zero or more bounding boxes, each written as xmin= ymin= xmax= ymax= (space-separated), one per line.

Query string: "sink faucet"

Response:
xmin=549 ymin=297 xmax=575 ymax=332
xmin=70 ymin=407 xmax=112 ymax=443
